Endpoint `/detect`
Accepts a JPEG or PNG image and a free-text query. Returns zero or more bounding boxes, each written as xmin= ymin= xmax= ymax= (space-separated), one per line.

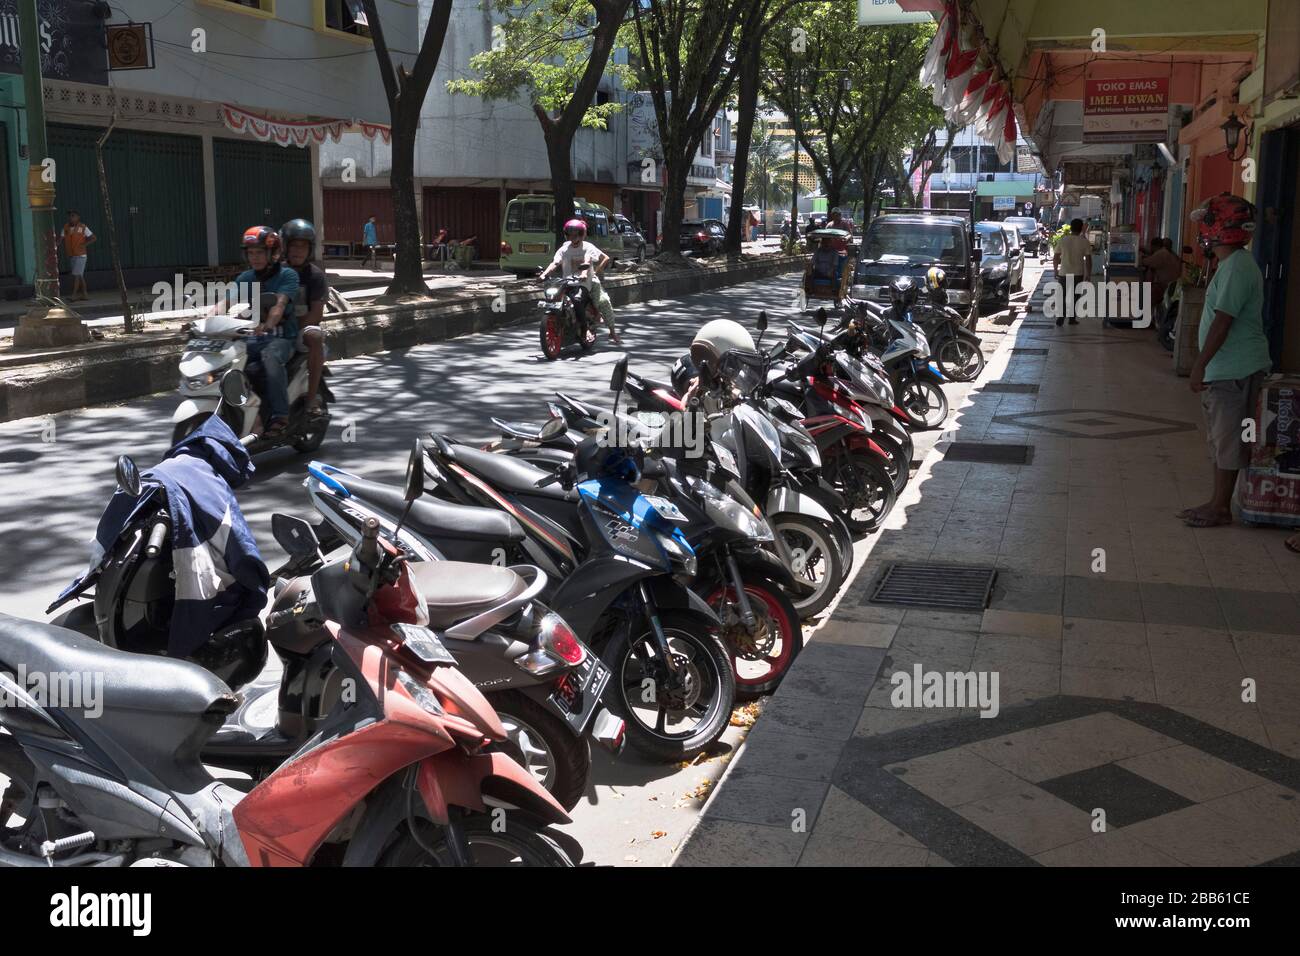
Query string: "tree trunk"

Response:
xmin=387 ymin=105 xmax=425 ymax=295
xmin=541 ymin=116 xmax=577 ymax=247
xmin=725 ymin=27 xmax=761 ymax=255
xmin=660 ymin=163 xmax=690 ymax=259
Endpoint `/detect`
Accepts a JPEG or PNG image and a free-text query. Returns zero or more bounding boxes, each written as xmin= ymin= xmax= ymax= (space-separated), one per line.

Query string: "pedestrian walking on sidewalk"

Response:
xmin=362 ymin=216 xmax=378 ymax=269
xmin=1178 ymin=193 xmax=1270 ymax=530
xmin=61 ymin=210 xmax=96 ymax=301
xmin=1052 ymin=218 xmax=1091 ymax=326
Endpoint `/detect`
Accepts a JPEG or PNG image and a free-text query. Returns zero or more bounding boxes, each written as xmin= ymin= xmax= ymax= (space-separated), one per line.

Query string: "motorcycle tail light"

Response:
xmin=696 ymin=231 xmax=708 ymax=241
xmin=541 ymin=613 xmax=585 ymax=664
xmin=500 ymin=241 xmax=512 ymax=255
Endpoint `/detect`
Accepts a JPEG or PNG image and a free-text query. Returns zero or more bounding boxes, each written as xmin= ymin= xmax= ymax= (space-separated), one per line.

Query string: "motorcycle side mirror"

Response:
xmin=610 ymin=355 xmax=629 ymax=395
xmin=403 ymin=439 xmax=425 ymax=503
xmin=972 ymin=248 xmax=983 ymax=264
xmin=272 ymin=513 xmax=320 ymax=558
xmin=756 ymin=311 xmax=768 ymax=332
xmin=219 ymin=369 xmax=250 ymax=408
xmin=115 ymin=455 xmax=142 ymax=498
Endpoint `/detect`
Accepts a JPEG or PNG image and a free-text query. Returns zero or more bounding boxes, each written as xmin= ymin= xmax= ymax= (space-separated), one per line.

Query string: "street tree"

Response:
xmin=626 ymin=0 xmax=750 ymax=258
xmin=360 ymin=0 xmax=455 ymax=297
xmin=447 ymin=0 xmax=633 ymax=243
xmin=762 ymin=2 xmax=934 ymax=212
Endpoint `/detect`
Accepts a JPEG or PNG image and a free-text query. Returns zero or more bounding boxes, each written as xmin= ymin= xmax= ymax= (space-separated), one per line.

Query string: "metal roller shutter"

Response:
xmin=213 ymin=138 xmax=312 ymax=264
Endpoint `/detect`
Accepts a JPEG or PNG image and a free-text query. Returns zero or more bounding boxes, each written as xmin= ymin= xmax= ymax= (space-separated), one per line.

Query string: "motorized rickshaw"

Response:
xmin=802 ymin=228 xmax=855 ymax=307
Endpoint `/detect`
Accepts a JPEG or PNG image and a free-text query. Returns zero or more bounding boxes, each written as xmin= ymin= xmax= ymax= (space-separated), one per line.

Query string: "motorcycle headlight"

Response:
xmin=184 ymin=368 xmax=228 ymax=391
xmin=988 ymin=262 xmax=1008 ymax=276
xmin=719 ymin=496 xmax=774 ymax=542
xmin=657 ymin=532 xmax=697 ymax=576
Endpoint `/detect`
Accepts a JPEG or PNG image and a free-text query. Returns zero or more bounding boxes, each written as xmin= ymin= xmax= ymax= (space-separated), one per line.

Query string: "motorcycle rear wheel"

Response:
xmin=898 ymin=378 xmax=948 ymax=430
xmin=830 ymin=450 xmax=897 ymax=534
xmin=291 ymin=398 xmax=329 ymax=453
xmin=486 ymin=690 xmax=590 ymax=814
xmin=379 ymin=815 xmax=574 ymax=867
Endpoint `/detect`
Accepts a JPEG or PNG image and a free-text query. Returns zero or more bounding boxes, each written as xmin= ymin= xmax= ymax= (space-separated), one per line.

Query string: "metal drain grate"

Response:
xmin=869 ymin=564 xmax=998 ymax=610
xmin=1011 ymin=347 xmax=1049 ymax=354
xmin=981 ymin=382 xmax=1039 ymax=394
xmin=943 ymin=442 xmax=1034 ymax=464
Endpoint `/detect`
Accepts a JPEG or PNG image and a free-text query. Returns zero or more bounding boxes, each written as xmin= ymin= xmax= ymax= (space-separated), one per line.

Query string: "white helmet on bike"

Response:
xmin=690 ymin=319 xmax=756 ymax=375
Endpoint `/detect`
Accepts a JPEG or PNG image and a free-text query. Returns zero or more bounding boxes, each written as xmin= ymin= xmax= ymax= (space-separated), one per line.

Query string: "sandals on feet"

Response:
xmin=1285 ymin=534 xmax=1300 ymax=555
xmin=262 ymin=418 xmax=290 ymax=440
xmin=1183 ymin=511 xmax=1232 ymax=528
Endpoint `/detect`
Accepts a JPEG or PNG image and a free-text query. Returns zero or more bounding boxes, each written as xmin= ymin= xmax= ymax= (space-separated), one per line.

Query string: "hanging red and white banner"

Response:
xmin=219 ymin=104 xmax=392 ymax=148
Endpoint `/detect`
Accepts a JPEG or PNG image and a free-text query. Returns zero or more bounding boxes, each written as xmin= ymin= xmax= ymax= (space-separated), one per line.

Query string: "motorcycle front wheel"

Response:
xmin=540 ymin=315 xmax=564 ymax=361
xmin=936 ymin=336 xmax=985 ymax=382
xmin=773 ymin=514 xmax=846 ymax=621
xmin=602 ymin=611 xmax=735 ymax=763
xmin=705 ymin=576 xmax=804 ymax=700
xmin=898 ymin=377 xmax=949 ymax=430
xmin=829 ymin=450 xmax=897 ymax=534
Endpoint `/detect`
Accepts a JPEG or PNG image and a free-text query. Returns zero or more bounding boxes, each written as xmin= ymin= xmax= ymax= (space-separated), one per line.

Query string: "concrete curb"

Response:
xmin=0 ymin=255 xmax=806 ymax=424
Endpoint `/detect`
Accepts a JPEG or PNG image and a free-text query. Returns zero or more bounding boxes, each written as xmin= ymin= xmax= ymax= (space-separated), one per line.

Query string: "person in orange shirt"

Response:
xmin=61 ymin=210 xmax=96 ymax=301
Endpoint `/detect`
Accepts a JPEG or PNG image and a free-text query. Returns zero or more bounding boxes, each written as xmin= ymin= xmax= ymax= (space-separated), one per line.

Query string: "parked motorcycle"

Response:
xmin=172 ymin=293 xmax=333 ymax=452
xmin=1 ymin=470 xmax=572 ymax=867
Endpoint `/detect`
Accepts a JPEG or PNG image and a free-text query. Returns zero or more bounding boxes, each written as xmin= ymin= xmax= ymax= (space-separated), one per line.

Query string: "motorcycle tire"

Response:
xmin=540 ymin=316 xmax=563 ymax=361
xmin=772 ymin=514 xmax=846 ymax=621
xmin=485 ymin=690 xmax=590 ymax=814
xmin=291 ymin=398 xmax=329 ymax=453
xmin=379 ymin=813 xmax=574 ymax=867
xmin=866 ymin=429 xmax=911 ymax=494
xmin=898 ymin=377 xmax=948 ymax=430
xmin=705 ymin=575 xmax=804 ymax=701
xmin=829 ymin=450 xmax=897 ymax=535
xmin=936 ymin=336 xmax=985 ymax=382
xmin=601 ymin=611 xmax=735 ymax=763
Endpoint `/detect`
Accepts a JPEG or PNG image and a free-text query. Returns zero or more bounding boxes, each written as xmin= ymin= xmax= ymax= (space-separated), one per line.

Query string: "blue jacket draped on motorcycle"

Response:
xmin=57 ymin=417 xmax=269 ymax=657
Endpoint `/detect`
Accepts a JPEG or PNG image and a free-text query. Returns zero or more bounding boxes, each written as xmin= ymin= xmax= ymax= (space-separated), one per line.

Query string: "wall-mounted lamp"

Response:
xmin=1221 ymin=112 xmax=1249 ymax=160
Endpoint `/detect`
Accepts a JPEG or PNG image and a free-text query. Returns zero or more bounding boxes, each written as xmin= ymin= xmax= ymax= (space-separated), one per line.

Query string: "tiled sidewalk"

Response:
xmin=678 ymin=273 xmax=1300 ymax=867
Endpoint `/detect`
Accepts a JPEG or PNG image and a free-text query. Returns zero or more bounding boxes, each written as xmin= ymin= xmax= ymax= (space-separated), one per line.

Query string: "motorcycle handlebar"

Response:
xmin=358 ymin=518 xmax=380 ymax=568
xmin=145 ymin=519 xmax=169 ymax=558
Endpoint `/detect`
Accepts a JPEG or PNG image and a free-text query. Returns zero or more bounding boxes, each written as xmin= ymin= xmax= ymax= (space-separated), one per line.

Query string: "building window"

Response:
xmin=200 ymin=0 xmax=276 ymax=18
xmin=318 ymin=0 xmax=372 ymax=39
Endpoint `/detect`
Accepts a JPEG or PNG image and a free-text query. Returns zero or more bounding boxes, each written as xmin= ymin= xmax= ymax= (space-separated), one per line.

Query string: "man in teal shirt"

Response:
xmin=1179 ymin=193 xmax=1270 ymax=528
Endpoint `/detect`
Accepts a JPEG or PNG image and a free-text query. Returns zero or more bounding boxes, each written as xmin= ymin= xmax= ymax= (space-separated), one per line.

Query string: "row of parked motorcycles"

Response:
xmin=0 ymin=273 xmax=977 ymax=867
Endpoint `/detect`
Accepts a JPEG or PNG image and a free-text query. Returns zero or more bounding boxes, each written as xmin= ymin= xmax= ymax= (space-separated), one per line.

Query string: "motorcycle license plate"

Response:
xmin=548 ymin=656 xmax=611 ymax=733
xmin=187 ymin=337 xmax=228 ymax=353
xmin=642 ymin=494 xmax=688 ymax=523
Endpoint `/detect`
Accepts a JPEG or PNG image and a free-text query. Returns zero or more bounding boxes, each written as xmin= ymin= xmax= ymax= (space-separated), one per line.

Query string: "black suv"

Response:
xmin=852 ymin=210 xmax=981 ymax=323
xmin=680 ymin=219 xmax=726 ymax=257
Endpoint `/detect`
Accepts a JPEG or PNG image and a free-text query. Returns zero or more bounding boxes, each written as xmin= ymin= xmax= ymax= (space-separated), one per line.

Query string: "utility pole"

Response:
xmin=789 ymin=63 xmax=799 ymax=243
xmin=13 ymin=0 xmax=87 ymax=348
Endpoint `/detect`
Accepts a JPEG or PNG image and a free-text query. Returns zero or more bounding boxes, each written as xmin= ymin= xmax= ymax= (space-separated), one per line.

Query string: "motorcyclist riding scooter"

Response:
xmin=539 ymin=218 xmax=622 ymax=346
xmin=279 ymin=218 xmax=329 ymax=419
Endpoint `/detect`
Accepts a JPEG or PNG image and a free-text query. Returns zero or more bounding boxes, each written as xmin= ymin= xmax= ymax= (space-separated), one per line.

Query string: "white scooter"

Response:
xmin=171 ymin=295 xmax=333 ymax=453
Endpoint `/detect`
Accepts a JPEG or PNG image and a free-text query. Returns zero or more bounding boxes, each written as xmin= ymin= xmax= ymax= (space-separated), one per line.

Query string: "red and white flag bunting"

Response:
xmin=219 ymin=104 xmax=392 ymax=148
xmin=918 ymin=0 xmax=1017 ymax=159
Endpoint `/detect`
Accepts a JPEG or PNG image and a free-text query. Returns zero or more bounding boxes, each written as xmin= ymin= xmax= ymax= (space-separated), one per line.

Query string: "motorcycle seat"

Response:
xmin=407 ymin=562 xmax=529 ymax=629
xmin=0 ymin=613 xmax=234 ymax=769
xmin=338 ymin=474 xmax=525 ymax=543
xmin=449 ymin=445 xmax=577 ymax=502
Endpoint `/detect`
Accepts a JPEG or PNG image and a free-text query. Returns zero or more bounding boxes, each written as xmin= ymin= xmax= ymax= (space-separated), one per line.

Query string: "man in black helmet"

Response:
xmin=280 ymin=218 xmax=329 ymax=416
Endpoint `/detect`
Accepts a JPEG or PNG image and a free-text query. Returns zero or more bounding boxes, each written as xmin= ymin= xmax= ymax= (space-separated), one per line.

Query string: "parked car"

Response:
xmin=499 ymin=194 xmax=624 ymax=277
xmin=1004 ymin=215 xmax=1040 ymax=256
xmin=613 ymin=214 xmax=651 ymax=260
xmin=680 ymin=218 xmax=726 ymax=256
xmin=1000 ymin=222 xmax=1025 ymax=292
xmin=974 ymin=220 xmax=1013 ymax=311
xmin=852 ymin=209 xmax=981 ymax=323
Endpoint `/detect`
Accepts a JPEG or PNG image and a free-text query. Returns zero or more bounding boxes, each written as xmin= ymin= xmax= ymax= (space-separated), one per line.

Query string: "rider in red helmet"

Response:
xmin=1179 ymin=192 xmax=1270 ymax=531
xmin=216 ymin=225 xmax=301 ymax=439
xmin=539 ymin=216 xmax=621 ymax=344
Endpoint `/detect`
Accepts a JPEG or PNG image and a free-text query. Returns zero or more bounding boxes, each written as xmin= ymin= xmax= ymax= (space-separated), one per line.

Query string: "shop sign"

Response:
xmin=1083 ymin=77 xmax=1169 ymax=143
xmin=0 ymin=0 xmax=108 ymax=85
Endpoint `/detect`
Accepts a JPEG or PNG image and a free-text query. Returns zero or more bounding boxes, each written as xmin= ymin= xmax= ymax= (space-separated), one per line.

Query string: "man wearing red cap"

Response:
xmin=1178 ymin=193 xmax=1270 ymax=529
